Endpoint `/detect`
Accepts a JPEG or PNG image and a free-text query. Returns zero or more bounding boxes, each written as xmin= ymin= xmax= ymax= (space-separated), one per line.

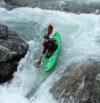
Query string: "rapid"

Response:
xmin=0 ymin=4 xmax=100 ymax=103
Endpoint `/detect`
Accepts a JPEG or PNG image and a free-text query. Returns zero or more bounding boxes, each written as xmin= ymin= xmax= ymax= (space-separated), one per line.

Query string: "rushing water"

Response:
xmin=0 ymin=6 xmax=100 ymax=103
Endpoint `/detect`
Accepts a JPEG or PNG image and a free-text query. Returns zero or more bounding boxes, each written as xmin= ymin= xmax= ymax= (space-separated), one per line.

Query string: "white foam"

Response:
xmin=0 ymin=7 xmax=100 ymax=103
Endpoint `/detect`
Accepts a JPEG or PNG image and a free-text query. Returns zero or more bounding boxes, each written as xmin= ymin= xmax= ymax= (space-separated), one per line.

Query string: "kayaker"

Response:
xmin=35 ymin=25 xmax=57 ymax=68
xmin=42 ymin=33 xmax=57 ymax=58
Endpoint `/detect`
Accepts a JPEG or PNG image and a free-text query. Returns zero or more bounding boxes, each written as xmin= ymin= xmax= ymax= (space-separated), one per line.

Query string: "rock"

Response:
xmin=3 ymin=0 xmax=100 ymax=14
xmin=50 ymin=59 xmax=100 ymax=103
xmin=62 ymin=2 xmax=100 ymax=14
xmin=0 ymin=46 xmax=10 ymax=62
xmin=4 ymin=0 xmax=28 ymax=7
xmin=0 ymin=24 xmax=29 ymax=84
xmin=94 ymin=74 xmax=100 ymax=103
xmin=4 ymin=0 xmax=61 ymax=10
xmin=0 ymin=24 xmax=8 ymax=39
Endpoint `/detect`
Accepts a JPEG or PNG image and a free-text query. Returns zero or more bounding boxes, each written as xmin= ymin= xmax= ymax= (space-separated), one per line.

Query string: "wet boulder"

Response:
xmin=51 ymin=59 xmax=100 ymax=103
xmin=0 ymin=24 xmax=29 ymax=84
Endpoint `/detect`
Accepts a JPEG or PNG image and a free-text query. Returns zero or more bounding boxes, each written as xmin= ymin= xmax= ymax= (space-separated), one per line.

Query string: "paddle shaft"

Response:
xmin=40 ymin=55 xmax=43 ymax=61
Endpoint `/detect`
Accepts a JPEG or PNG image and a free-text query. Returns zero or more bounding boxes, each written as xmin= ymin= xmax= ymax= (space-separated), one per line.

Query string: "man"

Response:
xmin=35 ymin=25 xmax=57 ymax=67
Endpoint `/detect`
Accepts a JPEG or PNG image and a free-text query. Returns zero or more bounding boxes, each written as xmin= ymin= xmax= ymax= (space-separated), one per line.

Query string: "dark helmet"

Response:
xmin=48 ymin=25 xmax=53 ymax=34
xmin=43 ymin=34 xmax=49 ymax=39
xmin=48 ymin=25 xmax=53 ymax=30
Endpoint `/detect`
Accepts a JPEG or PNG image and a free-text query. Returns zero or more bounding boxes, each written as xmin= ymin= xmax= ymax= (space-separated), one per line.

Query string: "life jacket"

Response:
xmin=43 ymin=38 xmax=57 ymax=52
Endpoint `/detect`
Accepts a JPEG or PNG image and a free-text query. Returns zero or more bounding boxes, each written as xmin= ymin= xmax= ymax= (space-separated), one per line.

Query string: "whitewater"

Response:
xmin=0 ymin=7 xmax=100 ymax=103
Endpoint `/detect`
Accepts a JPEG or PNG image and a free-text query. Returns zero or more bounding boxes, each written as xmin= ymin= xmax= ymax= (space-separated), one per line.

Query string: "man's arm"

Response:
xmin=42 ymin=47 xmax=47 ymax=54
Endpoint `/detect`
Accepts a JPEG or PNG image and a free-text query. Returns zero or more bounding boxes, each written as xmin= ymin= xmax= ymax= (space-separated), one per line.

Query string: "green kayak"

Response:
xmin=42 ymin=32 xmax=61 ymax=72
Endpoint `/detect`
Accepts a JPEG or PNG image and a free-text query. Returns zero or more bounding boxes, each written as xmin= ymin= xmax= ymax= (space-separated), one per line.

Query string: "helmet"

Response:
xmin=48 ymin=25 xmax=53 ymax=34
xmin=43 ymin=34 xmax=49 ymax=39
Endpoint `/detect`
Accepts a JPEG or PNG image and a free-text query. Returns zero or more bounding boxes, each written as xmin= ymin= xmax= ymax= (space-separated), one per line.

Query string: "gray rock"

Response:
xmin=3 ymin=0 xmax=100 ymax=14
xmin=4 ymin=0 xmax=61 ymax=10
xmin=0 ymin=46 xmax=10 ymax=62
xmin=4 ymin=0 xmax=29 ymax=7
xmin=0 ymin=24 xmax=8 ymax=39
xmin=94 ymin=73 xmax=100 ymax=103
xmin=51 ymin=59 xmax=100 ymax=103
xmin=62 ymin=1 xmax=100 ymax=14
xmin=0 ymin=24 xmax=29 ymax=84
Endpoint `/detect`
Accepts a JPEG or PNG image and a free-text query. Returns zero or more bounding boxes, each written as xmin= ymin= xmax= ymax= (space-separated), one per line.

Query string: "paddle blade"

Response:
xmin=48 ymin=25 xmax=53 ymax=35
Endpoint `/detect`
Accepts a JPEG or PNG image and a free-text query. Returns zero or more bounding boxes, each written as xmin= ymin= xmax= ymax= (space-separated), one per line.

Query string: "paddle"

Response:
xmin=35 ymin=25 xmax=53 ymax=68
